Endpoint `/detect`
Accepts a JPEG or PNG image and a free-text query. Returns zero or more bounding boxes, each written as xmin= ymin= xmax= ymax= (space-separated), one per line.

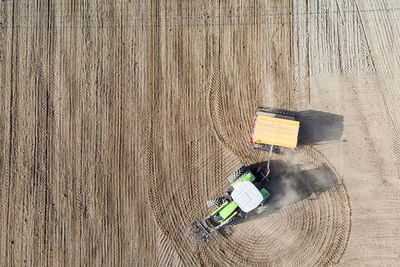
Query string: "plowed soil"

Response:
xmin=1 ymin=0 xmax=399 ymax=266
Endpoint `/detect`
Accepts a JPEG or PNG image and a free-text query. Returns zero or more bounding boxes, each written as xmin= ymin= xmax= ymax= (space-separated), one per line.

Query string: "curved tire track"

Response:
xmin=144 ymin=1 xmax=351 ymax=265
xmin=202 ymin=30 xmax=351 ymax=265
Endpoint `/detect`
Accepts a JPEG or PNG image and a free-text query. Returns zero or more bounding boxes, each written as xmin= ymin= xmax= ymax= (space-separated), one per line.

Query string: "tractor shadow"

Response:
xmin=219 ymin=159 xmax=338 ymax=238
xmin=248 ymin=160 xmax=338 ymax=220
xmin=296 ymin=109 xmax=344 ymax=145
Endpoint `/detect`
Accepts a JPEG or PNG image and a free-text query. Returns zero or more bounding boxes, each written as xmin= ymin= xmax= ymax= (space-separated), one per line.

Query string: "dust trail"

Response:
xmin=273 ymin=178 xmax=303 ymax=209
xmin=265 ymin=149 xmax=338 ymax=210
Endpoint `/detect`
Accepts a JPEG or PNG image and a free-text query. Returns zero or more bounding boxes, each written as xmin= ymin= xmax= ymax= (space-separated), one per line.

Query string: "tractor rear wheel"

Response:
xmin=227 ymin=166 xmax=248 ymax=184
xmin=223 ymin=219 xmax=237 ymax=228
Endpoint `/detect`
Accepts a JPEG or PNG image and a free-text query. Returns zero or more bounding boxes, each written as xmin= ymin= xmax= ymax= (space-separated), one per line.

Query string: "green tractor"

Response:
xmin=192 ymin=165 xmax=272 ymax=242
xmin=191 ymin=108 xmax=300 ymax=242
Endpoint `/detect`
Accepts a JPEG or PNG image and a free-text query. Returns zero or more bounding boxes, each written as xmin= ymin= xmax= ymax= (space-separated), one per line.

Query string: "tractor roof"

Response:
xmin=231 ymin=181 xmax=263 ymax=212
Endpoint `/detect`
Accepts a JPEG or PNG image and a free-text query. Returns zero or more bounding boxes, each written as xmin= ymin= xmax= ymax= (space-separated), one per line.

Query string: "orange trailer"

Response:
xmin=250 ymin=108 xmax=300 ymax=149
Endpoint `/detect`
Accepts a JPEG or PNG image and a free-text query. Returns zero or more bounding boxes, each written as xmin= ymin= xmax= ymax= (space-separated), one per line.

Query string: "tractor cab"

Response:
xmin=194 ymin=169 xmax=271 ymax=241
xmin=231 ymin=181 xmax=264 ymax=212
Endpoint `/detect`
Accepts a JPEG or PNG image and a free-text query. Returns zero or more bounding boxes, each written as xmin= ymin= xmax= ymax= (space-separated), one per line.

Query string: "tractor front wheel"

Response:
xmin=255 ymin=204 xmax=270 ymax=214
xmin=207 ymin=197 xmax=224 ymax=208
xmin=227 ymin=166 xmax=248 ymax=184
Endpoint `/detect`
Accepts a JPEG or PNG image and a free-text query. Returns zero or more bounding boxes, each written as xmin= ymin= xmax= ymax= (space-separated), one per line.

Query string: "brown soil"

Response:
xmin=0 ymin=0 xmax=399 ymax=266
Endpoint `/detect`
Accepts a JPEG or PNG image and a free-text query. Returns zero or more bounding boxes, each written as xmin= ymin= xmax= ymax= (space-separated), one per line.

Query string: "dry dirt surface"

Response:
xmin=1 ymin=0 xmax=400 ymax=266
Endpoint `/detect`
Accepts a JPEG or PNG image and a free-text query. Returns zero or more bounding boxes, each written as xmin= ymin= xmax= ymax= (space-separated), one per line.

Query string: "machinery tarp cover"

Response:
xmin=252 ymin=115 xmax=300 ymax=148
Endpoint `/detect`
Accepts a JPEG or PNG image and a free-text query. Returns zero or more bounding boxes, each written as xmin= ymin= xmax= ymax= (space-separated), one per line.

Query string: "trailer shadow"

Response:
xmin=296 ymin=109 xmax=344 ymax=145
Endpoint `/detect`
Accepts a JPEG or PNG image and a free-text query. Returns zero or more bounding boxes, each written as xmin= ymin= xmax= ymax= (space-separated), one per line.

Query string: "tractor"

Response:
xmin=191 ymin=108 xmax=300 ymax=242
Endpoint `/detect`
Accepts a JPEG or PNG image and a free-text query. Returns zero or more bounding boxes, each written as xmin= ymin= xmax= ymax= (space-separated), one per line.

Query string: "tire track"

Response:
xmin=206 ymin=23 xmax=260 ymax=164
xmin=143 ymin=1 xmax=204 ymax=266
xmin=156 ymin=229 xmax=184 ymax=267
xmin=143 ymin=1 xmax=351 ymax=265
xmin=2 ymin=1 xmax=17 ymax=265
xmin=352 ymin=0 xmax=400 ymax=179
xmin=209 ymin=147 xmax=350 ymax=266
xmin=201 ymin=2 xmax=350 ymax=265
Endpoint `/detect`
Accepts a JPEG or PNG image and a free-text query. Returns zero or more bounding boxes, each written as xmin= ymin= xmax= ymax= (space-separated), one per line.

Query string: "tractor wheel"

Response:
xmin=207 ymin=197 xmax=224 ymax=208
xmin=255 ymin=204 xmax=270 ymax=214
xmin=227 ymin=166 xmax=248 ymax=184
xmin=223 ymin=219 xmax=237 ymax=228
xmin=225 ymin=186 xmax=234 ymax=197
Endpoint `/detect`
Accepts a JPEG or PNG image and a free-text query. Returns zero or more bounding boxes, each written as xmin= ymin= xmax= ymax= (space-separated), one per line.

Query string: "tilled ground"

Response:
xmin=1 ymin=0 xmax=399 ymax=266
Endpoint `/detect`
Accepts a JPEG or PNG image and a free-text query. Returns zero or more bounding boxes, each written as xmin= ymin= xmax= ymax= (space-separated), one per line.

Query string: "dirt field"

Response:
xmin=1 ymin=0 xmax=400 ymax=266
